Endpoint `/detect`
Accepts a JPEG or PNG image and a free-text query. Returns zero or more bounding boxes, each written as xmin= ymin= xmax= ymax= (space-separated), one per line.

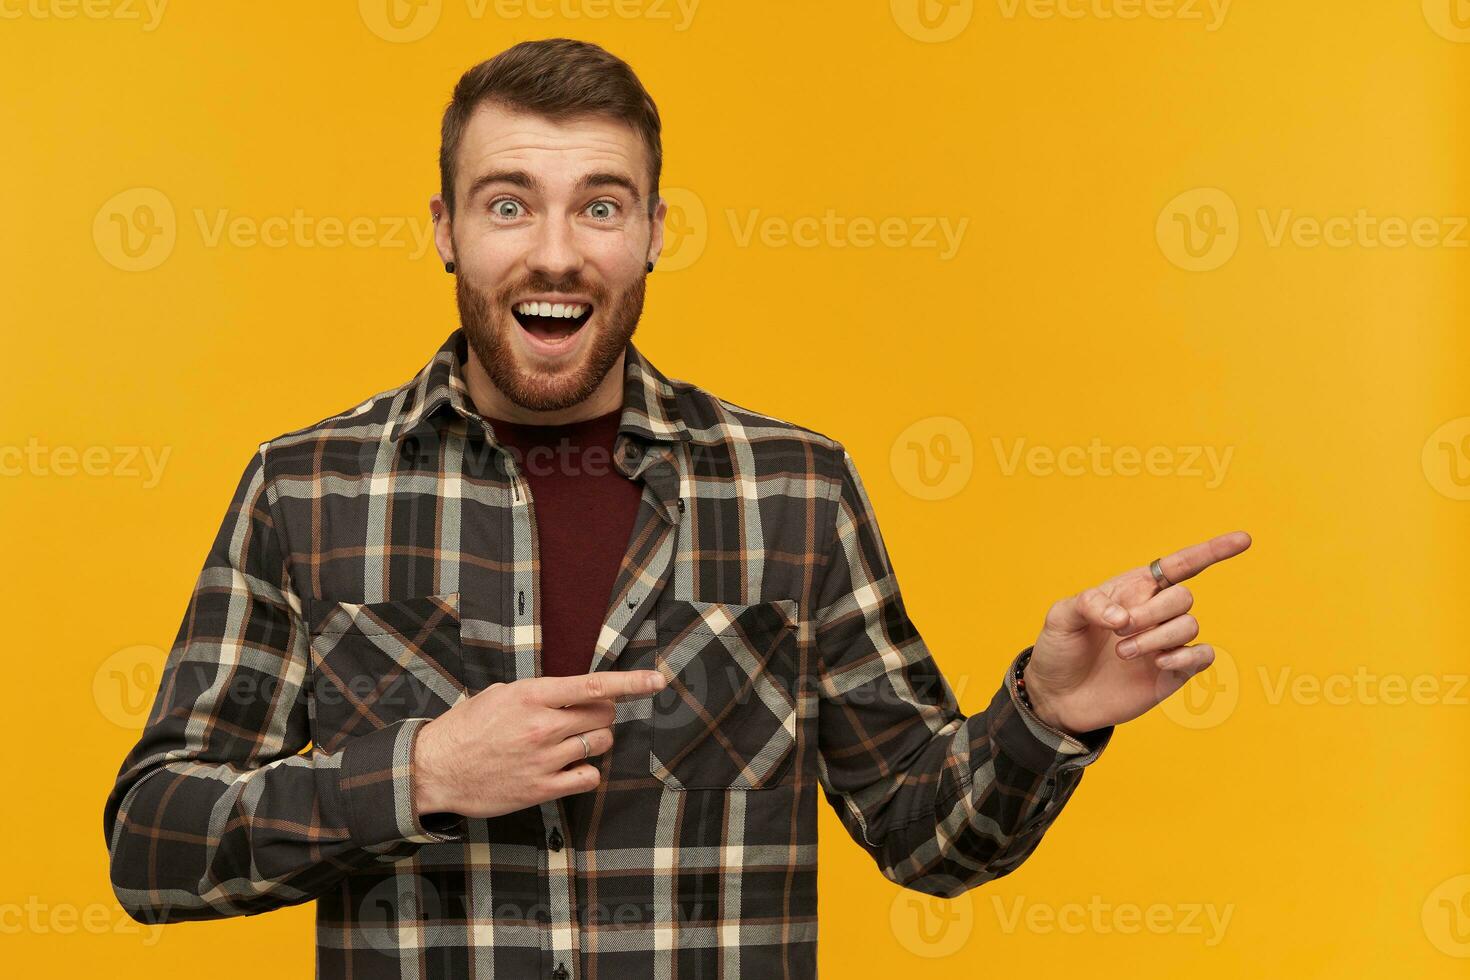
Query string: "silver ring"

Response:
xmin=575 ymin=732 xmax=591 ymax=760
xmin=1149 ymin=558 xmax=1174 ymax=589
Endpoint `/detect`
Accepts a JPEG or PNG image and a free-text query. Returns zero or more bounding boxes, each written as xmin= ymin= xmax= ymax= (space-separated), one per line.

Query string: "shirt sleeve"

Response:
xmin=101 ymin=445 xmax=468 ymax=925
xmin=812 ymin=442 xmax=1113 ymax=898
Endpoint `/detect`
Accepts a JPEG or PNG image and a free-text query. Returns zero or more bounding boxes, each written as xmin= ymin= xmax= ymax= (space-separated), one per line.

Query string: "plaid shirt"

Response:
xmin=103 ymin=328 xmax=1113 ymax=979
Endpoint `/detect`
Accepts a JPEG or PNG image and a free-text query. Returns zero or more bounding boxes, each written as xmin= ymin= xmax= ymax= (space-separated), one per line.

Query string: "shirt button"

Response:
xmin=547 ymin=826 xmax=563 ymax=851
xmin=551 ymin=964 xmax=569 ymax=980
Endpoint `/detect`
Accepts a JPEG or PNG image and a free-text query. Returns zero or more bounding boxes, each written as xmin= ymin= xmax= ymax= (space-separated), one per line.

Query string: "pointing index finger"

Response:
xmin=1154 ymin=530 xmax=1252 ymax=586
xmin=530 ymin=669 xmax=667 ymax=707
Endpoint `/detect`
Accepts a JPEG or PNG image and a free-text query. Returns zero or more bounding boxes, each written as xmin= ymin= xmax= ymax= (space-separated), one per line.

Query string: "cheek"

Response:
xmin=581 ymin=232 xmax=648 ymax=279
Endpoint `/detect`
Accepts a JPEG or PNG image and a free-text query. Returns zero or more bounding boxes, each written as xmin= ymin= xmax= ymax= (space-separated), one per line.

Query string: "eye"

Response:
xmin=490 ymin=197 xmax=525 ymax=220
xmin=586 ymin=199 xmax=619 ymax=221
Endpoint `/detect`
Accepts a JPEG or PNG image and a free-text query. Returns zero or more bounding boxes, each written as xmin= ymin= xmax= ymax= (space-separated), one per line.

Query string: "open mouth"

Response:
xmin=511 ymin=300 xmax=594 ymax=347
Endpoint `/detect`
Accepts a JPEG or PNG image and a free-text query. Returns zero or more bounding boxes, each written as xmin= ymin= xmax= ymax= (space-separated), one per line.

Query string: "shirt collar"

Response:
xmin=389 ymin=327 xmax=691 ymax=449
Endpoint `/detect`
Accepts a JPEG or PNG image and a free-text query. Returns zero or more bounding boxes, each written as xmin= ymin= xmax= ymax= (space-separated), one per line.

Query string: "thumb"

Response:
xmin=1044 ymin=587 xmax=1129 ymax=635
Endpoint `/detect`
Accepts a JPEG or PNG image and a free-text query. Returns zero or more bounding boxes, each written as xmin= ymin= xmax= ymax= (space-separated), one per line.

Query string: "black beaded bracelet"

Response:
xmin=1013 ymin=646 xmax=1035 ymax=710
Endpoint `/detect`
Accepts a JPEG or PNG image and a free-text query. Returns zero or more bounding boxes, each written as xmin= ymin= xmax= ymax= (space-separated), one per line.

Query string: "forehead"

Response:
xmin=456 ymin=102 xmax=647 ymax=190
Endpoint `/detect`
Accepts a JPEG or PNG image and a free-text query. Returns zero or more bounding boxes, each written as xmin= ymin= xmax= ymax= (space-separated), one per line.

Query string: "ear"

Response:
xmin=646 ymin=194 xmax=668 ymax=269
xmin=430 ymin=193 xmax=455 ymax=267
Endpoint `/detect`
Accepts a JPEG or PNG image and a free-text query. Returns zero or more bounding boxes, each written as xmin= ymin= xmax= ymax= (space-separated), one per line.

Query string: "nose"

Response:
xmin=525 ymin=213 xmax=585 ymax=283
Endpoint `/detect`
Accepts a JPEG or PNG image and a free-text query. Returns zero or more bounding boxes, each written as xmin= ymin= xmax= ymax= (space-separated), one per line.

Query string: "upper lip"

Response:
xmin=512 ymin=294 xmax=594 ymax=306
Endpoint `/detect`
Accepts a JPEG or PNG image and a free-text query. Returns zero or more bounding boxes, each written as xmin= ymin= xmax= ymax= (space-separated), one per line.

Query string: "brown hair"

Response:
xmin=438 ymin=38 xmax=663 ymax=219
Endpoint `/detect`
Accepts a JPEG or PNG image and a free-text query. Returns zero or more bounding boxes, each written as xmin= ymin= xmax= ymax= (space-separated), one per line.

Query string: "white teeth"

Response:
xmin=514 ymin=301 xmax=587 ymax=319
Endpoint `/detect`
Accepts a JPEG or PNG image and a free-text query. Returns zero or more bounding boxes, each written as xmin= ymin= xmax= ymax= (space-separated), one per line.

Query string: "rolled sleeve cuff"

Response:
xmin=338 ymin=717 xmax=469 ymax=846
xmin=989 ymin=646 xmax=1113 ymax=773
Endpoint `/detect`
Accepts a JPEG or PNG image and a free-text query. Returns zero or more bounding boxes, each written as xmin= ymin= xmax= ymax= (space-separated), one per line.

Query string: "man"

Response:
xmin=103 ymin=37 xmax=1250 ymax=979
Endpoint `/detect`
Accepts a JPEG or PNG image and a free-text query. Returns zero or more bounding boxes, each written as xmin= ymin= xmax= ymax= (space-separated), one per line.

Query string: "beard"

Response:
xmin=455 ymin=266 xmax=646 ymax=413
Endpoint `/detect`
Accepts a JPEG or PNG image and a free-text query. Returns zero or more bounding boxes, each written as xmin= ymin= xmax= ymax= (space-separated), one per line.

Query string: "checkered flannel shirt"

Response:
xmin=103 ymin=328 xmax=1113 ymax=979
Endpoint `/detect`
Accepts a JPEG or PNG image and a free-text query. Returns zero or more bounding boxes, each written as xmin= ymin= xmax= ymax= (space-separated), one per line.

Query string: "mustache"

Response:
xmin=492 ymin=279 xmax=604 ymax=304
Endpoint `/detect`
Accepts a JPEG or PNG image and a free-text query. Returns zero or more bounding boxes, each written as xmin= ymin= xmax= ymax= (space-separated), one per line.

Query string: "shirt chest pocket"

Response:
xmin=304 ymin=592 xmax=465 ymax=756
xmin=650 ymin=597 xmax=800 ymax=791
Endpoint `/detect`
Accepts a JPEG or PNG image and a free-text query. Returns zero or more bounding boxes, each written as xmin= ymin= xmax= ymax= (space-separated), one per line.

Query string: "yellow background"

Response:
xmin=2 ymin=1 xmax=1467 ymax=976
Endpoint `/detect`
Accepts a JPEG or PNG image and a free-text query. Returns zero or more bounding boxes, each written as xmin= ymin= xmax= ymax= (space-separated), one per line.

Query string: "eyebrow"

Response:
xmin=465 ymin=169 xmax=643 ymax=208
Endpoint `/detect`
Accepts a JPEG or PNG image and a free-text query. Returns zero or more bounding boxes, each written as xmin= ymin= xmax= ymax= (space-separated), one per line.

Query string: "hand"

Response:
xmin=411 ymin=669 xmax=667 ymax=821
xmin=1022 ymin=530 xmax=1252 ymax=736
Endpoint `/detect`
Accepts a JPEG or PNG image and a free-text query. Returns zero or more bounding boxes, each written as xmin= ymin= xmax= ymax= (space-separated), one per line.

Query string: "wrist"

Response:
xmin=1017 ymin=655 xmax=1083 ymax=738
xmin=411 ymin=719 xmax=449 ymax=818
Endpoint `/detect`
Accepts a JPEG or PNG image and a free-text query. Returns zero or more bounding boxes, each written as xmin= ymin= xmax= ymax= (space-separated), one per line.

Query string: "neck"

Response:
xmin=462 ymin=344 xmax=625 ymax=426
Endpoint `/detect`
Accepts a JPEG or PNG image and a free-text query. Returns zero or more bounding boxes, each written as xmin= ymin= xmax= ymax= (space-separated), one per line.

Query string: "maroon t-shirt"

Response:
xmin=483 ymin=406 xmax=644 ymax=678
